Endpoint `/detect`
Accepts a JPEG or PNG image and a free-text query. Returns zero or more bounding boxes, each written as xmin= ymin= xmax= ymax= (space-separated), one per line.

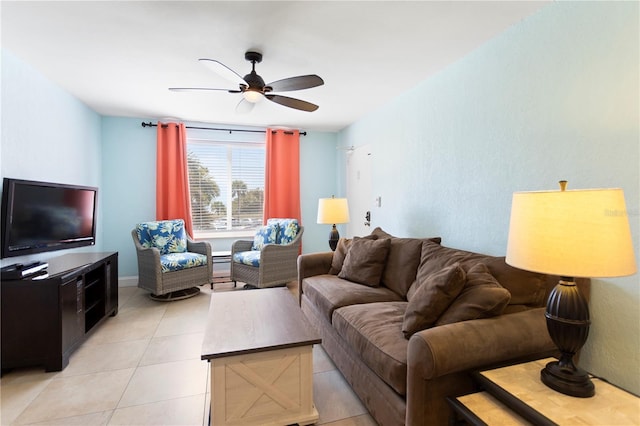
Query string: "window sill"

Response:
xmin=194 ymin=230 xmax=255 ymax=240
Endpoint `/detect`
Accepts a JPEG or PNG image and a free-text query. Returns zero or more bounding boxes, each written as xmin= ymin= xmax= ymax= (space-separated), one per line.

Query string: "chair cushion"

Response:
xmin=333 ymin=301 xmax=409 ymax=396
xmin=266 ymin=218 xmax=300 ymax=244
xmin=160 ymin=252 xmax=207 ymax=273
xmin=136 ymin=219 xmax=187 ymax=255
xmin=233 ymin=250 xmax=261 ymax=267
xmin=252 ymin=224 xmax=279 ymax=250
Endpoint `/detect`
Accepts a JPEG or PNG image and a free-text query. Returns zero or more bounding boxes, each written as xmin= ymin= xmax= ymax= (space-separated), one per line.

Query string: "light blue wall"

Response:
xmin=0 ymin=49 xmax=103 ymax=268
xmin=4 ymin=0 xmax=637 ymax=395
xmin=0 ymin=49 xmax=339 ymax=278
xmin=100 ymin=117 xmax=156 ymax=277
xmin=300 ymin=131 xmax=339 ymax=254
xmin=339 ymin=2 xmax=639 ymax=394
xmin=100 ymin=118 xmax=338 ymax=277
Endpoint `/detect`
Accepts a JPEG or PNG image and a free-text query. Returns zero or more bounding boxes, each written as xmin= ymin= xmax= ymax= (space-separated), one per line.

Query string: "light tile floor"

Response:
xmin=0 ymin=283 xmax=378 ymax=425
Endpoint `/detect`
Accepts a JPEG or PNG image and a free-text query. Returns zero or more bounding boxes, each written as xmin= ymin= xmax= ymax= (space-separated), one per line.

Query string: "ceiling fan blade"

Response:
xmin=267 ymin=75 xmax=324 ymax=92
xmin=235 ymin=98 xmax=255 ymax=114
xmin=169 ymin=87 xmax=242 ymax=93
xmin=199 ymin=59 xmax=246 ymax=86
xmin=266 ymin=94 xmax=319 ymax=112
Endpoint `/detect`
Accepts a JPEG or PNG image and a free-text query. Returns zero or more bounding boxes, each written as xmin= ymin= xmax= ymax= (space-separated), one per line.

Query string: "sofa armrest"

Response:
xmin=405 ymin=308 xmax=556 ymax=425
xmin=408 ymin=307 xmax=554 ymax=380
xmin=297 ymin=252 xmax=333 ymax=280
xmin=296 ymin=252 xmax=333 ymax=305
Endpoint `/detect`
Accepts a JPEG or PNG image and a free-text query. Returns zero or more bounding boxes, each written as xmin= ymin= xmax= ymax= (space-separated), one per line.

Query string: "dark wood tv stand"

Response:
xmin=1 ymin=252 xmax=118 ymax=374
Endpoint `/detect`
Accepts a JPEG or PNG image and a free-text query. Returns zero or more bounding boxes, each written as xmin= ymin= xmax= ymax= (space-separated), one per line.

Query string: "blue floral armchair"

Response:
xmin=231 ymin=218 xmax=304 ymax=289
xmin=131 ymin=219 xmax=212 ymax=300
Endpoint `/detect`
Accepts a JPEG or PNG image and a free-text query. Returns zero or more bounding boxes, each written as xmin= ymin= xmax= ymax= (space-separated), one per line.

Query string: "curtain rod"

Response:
xmin=141 ymin=121 xmax=306 ymax=136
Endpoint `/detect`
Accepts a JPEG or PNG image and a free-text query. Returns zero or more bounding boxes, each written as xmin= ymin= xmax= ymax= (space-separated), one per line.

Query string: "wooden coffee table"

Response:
xmin=202 ymin=287 xmax=321 ymax=426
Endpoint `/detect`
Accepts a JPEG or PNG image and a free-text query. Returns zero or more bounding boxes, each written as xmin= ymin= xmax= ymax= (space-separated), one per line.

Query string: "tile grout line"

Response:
xmin=108 ymin=286 xmax=166 ymax=423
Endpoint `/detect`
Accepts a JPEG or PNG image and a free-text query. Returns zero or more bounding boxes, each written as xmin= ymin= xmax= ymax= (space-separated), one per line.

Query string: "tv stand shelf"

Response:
xmin=1 ymin=252 xmax=118 ymax=374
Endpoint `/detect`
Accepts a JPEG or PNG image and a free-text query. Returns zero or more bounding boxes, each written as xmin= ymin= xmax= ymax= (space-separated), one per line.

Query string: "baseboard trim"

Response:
xmin=118 ymin=276 xmax=138 ymax=287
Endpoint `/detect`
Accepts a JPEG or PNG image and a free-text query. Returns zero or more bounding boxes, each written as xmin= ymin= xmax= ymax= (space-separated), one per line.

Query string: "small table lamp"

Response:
xmin=506 ymin=181 xmax=637 ymax=397
xmin=317 ymin=196 xmax=350 ymax=251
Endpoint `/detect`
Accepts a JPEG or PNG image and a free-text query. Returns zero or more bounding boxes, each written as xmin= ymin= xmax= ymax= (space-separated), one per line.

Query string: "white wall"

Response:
xmin=339 ymin=2 xmax=639 ymax=394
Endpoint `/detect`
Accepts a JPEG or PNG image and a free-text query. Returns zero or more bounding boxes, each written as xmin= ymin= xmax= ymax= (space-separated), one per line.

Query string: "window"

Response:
xmin=187 ymin=137 xmax=265 ymax=237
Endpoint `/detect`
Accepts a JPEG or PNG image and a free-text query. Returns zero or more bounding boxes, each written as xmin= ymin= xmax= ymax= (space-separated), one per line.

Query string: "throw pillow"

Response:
xmin=136 ymin=219 xmax=187 ymax=254
xmin=266 ymin=218 xmax=300 ymax=244
xmin=338 ymin=237 xmax=391 ymax=286
xmin=402 ymin=263 xmax=466 ymax=339
xmin=329 ymin=234 xmax=377 ymax=275
xmin=436 ymin=263 xmax=511 ymax=326
xmin=252 ymin=224 xmax=279 ymax=251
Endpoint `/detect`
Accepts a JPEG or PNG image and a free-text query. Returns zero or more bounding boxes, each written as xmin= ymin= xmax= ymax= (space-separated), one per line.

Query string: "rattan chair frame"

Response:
xmin=230 ymin=227 xmax=304 ymax=289
xmin=131 ymin=229 xmax=213 ymax=296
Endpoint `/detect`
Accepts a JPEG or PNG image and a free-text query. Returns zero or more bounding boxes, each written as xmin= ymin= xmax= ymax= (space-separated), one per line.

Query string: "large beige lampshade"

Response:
xmin=317 ymin=197 xmax=350 ymax=224
xmin=506 ymin=187 xmax=637 ymax=278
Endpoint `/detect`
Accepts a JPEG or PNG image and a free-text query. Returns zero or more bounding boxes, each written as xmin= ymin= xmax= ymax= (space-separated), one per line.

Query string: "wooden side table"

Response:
xmin=209 ymin=250 xmax=232 ymax=288
xmin=448 ymin=358 xmax=640 ymax=425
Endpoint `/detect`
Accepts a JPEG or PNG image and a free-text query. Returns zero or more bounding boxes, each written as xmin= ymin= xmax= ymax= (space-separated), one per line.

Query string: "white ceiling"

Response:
xmin=1 ymin=1 xmax=549 ymax=132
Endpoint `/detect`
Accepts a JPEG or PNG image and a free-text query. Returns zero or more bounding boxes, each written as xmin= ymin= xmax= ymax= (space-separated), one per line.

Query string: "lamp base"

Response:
xmin=328 ymin=224 xmax=340 ymax=251
xmin=541 ymin=359 xmax=595 ymax=398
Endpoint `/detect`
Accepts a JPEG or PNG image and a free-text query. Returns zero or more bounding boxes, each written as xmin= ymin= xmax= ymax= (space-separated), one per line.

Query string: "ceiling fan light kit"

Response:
xmin=243 ymin=89 xmax=264 ymax=103
xmin=170 ymin=51 xmax=323 ymax=112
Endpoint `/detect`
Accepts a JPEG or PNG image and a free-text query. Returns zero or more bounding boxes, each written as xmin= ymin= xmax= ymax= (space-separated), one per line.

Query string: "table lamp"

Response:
xmin=506 ymin=181 xmax=636 ymax=398
xmin=317 ymin=196 xmax=350 ymax=251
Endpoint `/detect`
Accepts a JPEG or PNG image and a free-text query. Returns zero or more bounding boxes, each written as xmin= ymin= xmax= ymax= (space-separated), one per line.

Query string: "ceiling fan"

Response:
xmin=169 ymin=51 xmax=324 ymax=113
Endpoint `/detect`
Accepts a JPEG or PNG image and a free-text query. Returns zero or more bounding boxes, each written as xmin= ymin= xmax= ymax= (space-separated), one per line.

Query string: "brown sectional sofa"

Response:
xmin=297 ymin=228 xmax=585 ymax=425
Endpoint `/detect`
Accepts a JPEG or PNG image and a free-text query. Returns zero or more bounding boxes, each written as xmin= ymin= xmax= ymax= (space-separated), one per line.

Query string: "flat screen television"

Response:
xmin=1 ymin=178 xmax=98 ymax=258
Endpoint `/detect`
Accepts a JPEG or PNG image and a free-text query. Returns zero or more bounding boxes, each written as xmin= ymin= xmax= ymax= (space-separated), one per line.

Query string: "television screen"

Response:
xmin=1 ymin=178 xmax=98 ymax=258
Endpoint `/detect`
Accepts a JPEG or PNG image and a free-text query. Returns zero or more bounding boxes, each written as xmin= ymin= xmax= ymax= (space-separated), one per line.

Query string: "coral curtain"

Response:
xmin=156 ymin=122 xmax=194 ymax=237
xmin=263 ymin=129 xmax=301 ymax=224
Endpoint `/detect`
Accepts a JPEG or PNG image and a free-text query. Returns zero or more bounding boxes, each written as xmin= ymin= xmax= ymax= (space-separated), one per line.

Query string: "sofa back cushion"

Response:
xmin=338 ymin=237 xmax=391 ymax=287
xmin=370 ymin=228 xmax=443 ymax=298
xmin=136 ymin=219 xmax=187 ymax=255
xmin=415 ymin=240 xmax=547 ymax=307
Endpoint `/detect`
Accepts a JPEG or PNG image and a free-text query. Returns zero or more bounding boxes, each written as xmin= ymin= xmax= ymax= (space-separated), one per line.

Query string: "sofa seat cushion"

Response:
xmin=302 ymin=275 xmax=403 ymax=322
xmin=160 ymin=252 xmax=208 ymax=273
xmin=233 ymin=250 xmax=261 ymax=267
xmin=333 ymin=301 xmax=409 ymax=396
